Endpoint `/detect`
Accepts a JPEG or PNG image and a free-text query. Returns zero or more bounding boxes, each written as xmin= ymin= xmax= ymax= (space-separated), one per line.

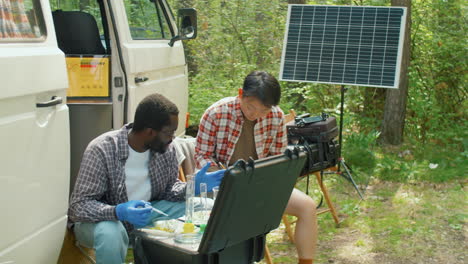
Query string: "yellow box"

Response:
xmin=66 ymin=56 xmax=109 ymax=97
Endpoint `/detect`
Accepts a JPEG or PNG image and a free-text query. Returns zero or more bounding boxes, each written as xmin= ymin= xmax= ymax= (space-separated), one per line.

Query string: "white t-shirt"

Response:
xmin=125 ymin=145 xmax=151 ymax=201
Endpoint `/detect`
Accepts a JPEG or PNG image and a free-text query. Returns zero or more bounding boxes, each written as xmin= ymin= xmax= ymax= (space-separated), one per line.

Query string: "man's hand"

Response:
xmin=115 ymin=200 xmax=152 ymax=227
xmin=195 ymin=162 xmax=226 ymax=195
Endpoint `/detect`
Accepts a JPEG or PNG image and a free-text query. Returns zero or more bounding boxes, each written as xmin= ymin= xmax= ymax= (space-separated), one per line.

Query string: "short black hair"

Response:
xmin=242 ymin=71 xmax=281 ymax=107
xmin=133 ymin=93 xmax=179 ymax=132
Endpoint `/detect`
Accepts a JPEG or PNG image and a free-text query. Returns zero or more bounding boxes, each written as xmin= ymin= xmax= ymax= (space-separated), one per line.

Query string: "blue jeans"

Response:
xmin=73 ymin=198 xmax=211 ymax=264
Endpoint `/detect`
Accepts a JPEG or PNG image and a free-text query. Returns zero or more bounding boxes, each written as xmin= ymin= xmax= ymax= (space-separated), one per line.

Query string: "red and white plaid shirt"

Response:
xmin=195 ymin=96 xmax=288 ymax=168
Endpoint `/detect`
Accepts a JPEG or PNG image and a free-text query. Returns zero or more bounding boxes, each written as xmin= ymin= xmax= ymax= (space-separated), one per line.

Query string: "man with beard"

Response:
xmin=68 ymin=93 xmax=224 ymax=263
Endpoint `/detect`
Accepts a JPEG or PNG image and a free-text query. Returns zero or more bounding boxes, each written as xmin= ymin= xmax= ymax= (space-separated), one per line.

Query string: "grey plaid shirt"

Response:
xmin=68 ymin=124 xmax=186 ymax=229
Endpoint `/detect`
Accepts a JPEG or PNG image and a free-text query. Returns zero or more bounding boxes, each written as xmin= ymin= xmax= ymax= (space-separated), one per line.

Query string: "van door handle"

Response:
xmin=36 ymin=96 xmax=63 ymax=107
xmin=135 ymin=77 xmax=149 ymax=83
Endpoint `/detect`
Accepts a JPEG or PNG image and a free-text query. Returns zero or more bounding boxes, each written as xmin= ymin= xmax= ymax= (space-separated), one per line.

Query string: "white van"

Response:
xmin=0 ymin=0 xmax=196 ymax=262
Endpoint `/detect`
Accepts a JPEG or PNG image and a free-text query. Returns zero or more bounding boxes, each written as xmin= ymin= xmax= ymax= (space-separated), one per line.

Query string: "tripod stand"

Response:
xmin=327 ymin=85 xmax=364 ymax=199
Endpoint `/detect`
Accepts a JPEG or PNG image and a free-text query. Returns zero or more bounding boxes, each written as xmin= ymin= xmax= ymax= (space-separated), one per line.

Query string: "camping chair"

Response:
xmin=173 ymin=136 xmax=198 ymax=182
xmin=263 ymin=109 xmax=340 ymax=264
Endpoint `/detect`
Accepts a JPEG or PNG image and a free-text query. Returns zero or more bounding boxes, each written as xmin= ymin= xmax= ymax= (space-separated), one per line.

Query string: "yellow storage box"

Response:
xmin=66 ymin=55 xmax=109 ymax=98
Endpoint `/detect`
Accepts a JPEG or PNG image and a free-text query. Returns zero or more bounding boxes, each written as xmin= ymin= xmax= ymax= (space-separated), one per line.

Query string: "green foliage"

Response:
xmin=188 ymin=73 xmax=239 ymax=124
xmin=406 ymin=0 xmax=467 ymax=144
xmin=175 ymin=0 xmax=288 ymax=122
xmin=279 ymin=82 xmax=342 ymax=116
xmin=372 ymin=139 xmax=467 ymax=182
xmin=342 ymin=131 xmax=379 ymax=174
xmin=51 ymin=1 xmax=466 ymax=168
xmin=184 ymin=0 xmax=287 ymax=74
xmin=50 ymin=0 xmax=103 ymax=33
xmin=180 ymin=0 xmax=466 ymax=184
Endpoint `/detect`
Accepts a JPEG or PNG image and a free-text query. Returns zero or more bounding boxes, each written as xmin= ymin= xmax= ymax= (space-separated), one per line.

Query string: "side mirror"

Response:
xmin=169 ymin=8 xmax=197 ymax=47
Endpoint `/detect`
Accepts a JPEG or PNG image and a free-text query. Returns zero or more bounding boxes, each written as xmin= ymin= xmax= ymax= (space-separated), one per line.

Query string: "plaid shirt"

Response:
xmin=68 ymin=124 xmax=185 ymax=230
xmin=195 ymin=96 xmax=287 ymax=168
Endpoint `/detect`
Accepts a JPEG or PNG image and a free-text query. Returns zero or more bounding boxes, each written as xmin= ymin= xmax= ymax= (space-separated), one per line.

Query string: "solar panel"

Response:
xmin=280 ymin=5 xmax=407 ymax=88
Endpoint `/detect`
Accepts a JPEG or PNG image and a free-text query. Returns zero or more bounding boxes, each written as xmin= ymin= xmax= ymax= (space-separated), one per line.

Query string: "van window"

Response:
xmin=124 ymin=0 xmax=173 ymax=40
xmin=0 ymin=0 xmax=46 ymax=41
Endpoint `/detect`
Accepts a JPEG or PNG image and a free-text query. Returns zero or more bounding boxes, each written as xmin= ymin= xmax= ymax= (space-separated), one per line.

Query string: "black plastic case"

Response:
xmin=133 ymin=149 xmax=307 ymax=264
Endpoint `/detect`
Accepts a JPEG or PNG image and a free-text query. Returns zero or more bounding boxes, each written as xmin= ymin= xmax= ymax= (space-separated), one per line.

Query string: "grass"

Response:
xmin=124 ymin=181 xmax=466 ymax=264
xmin=261 ymin=176 xmax=467 ymax=264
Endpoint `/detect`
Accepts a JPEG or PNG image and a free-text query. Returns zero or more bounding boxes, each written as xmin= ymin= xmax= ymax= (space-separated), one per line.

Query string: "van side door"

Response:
xmin=0 ymin=0 xmax=70 ymax=263
xmin=107 ymin=0 xmax=188 ymax=135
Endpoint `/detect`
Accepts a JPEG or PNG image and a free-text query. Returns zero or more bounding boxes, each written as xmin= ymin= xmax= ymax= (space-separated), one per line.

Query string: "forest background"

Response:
xmin=165 ymin=0 xmax=467 ymax=183
xmin=56 ymin=0 xmax=467 ymax=262
xmin=165 ymin=0 xmax=467 ymax=263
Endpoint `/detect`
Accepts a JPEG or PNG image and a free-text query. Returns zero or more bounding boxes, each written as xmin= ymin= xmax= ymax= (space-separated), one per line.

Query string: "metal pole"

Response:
xmin=337 ymin=85 xmax=364 ymax=199
xmin=338 ymin=85 xmax=346 ymax=170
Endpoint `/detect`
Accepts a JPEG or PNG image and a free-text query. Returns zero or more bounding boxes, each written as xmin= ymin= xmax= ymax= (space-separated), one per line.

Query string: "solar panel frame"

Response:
xmin=280 ymin=5 xmax=407 ymax=89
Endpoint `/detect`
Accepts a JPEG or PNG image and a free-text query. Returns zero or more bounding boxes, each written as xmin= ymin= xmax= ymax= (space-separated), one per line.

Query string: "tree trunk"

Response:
xmin=379 ymin=0 xmax=411 ymax=145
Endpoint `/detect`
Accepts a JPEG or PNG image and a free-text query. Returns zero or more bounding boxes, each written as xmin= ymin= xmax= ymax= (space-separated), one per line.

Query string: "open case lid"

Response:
xmin=198 ymin=148 xmax=306 ymax=254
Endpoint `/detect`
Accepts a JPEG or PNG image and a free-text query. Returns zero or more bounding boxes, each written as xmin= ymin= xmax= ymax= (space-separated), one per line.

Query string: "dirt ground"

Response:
xmin=262 ymin=180 xmax=467 ymax=264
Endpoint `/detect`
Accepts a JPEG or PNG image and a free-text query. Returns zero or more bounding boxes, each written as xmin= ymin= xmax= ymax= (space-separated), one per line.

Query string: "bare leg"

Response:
xmin=284 ymin=188 xmax=318 ymax=259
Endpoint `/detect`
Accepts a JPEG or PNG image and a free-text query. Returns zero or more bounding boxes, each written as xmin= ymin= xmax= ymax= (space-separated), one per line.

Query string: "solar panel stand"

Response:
xmin=335 ymin=84 xmax=364 ymax=199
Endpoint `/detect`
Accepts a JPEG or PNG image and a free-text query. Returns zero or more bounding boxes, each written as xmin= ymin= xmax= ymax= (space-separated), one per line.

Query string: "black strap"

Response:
xmin=300 ymin=137 xmax=313 ymax=173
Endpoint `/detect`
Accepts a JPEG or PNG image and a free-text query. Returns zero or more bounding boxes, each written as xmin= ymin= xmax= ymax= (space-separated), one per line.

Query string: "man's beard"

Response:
xmin=147 ymin=138 xmax=172 ymax=154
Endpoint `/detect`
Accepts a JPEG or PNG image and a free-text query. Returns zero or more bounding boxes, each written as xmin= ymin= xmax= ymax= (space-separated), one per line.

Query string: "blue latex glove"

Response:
xmin=195 ymin=162 xmax=226 ymax=195
xmin=115 ymin=200 xmax=152 ymax=227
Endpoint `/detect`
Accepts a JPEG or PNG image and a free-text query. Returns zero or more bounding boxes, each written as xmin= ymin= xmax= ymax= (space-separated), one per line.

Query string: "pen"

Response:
xmin=151 ymin=207 xmax=169 ymax=217
xmin=151 ymin=207 xmax=201 ymax=227
xmin=217 ymin=161 xmax=227 ymax=170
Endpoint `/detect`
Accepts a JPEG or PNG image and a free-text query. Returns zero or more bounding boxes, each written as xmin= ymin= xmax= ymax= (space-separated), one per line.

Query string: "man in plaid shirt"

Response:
xmin=195 ymin=71 xmax=318 ymax=264
xmin=69 ymin=93 xmax=224 ymax=263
